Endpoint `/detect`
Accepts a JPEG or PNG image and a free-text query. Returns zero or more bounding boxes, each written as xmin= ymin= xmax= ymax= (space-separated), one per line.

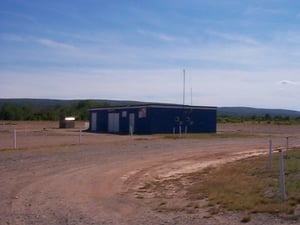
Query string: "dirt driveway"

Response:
xmin=1 ymin=122 xmax=300 ymax=225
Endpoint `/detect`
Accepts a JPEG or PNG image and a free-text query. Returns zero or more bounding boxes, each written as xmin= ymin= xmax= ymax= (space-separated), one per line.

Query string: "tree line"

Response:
xmin=1 ymin=100 xmax=300 ymax=124
xmin=218 ymin=114 xmax=300 ymax=125
xmin=0 ymin=100 xmax=109 ymax=121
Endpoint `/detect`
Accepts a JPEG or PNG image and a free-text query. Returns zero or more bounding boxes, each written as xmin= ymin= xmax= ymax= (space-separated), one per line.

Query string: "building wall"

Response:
xmin=89 ymin=105 xmax=216 ymax=134
xmin=147 ymin=107 xmax=216 ymax=134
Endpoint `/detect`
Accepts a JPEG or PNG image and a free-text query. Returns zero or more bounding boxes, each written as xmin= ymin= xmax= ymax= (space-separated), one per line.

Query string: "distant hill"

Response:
xmin=218 ymin=107 xmax=300 ymax=118
xmin=1 ymin=99 xmax=300 ymax=119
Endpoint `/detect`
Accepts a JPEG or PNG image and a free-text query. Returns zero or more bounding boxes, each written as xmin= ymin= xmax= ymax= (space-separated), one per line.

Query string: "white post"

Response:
xmin=14 ymin=129 xmax=17 ymax=149
xmin=185 ymin=126 xmax=187 ymax=134
xmin=268 ymin=139 xmax=272 ymax=171
xmin=286 ymin=137 xmax=289 ymax=157
xmin=79 ymin=128 xmax=82 ymax=144
xmin=278 ymin=149 xmax=286 ymax=201
xmin=173 ymin=127 xmax=175 ymax=135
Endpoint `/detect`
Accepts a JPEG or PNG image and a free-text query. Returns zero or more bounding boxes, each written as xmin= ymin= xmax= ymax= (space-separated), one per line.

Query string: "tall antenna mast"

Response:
xmin=190 ymin=73 xmax=193 ymax=106
xmin=183 ymin=69 xmax=186 ymax=106
xmin=190 ymin=87 xmax=193 ymax=106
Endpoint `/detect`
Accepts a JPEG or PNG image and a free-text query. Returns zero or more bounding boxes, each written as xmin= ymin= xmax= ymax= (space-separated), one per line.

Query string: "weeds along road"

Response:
xmin=1 ymin=130 xmax=300 ymax=225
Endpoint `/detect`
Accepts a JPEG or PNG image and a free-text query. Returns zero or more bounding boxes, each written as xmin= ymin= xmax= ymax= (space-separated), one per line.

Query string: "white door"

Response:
xmin=91 ymin=112 xmax=97 ymax=131
xmin=108 ymin=113 xmax=119 ymax=132
xmin=129 ymin=113 xmax=135 ymax=134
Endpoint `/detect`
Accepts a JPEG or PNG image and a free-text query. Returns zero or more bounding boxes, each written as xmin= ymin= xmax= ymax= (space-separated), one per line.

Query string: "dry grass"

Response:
xmin=138 ymin=149 xmax=300 ymax=221
xmin=186 ymin=149 xmax=300 ymax=215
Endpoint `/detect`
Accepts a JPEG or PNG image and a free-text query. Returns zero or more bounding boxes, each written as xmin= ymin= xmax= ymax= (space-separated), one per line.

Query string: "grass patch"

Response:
xmin=137 ymin=149 xmax=300 ymax=221
xmin=186 ymin=149 xmax=300 ymax=215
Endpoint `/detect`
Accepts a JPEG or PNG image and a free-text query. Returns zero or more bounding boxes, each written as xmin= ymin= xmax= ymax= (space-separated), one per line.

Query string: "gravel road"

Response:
xmin=1 ymin=123 xmax=300 ymax=225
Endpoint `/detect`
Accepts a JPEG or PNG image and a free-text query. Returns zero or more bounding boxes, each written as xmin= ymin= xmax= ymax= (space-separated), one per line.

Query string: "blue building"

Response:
xmin=88 ymin=103 xmax=217 ymax=134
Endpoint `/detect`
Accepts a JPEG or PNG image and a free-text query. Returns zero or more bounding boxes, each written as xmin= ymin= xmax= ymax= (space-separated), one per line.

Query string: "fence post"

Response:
xmin=268 ymin=139 xmax=272 ymax=171
xmin=13 ymin=129 xmax=17 ymax=149
xmin=278 ymin=149 xmax=286 ymax=201
xmin=79 ymin=127 xmax=82 ymax=144
xmin=286 ymin=137 xmax=289 ymax=157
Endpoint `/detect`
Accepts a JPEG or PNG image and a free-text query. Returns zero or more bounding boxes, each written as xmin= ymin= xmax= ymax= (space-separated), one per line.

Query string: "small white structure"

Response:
xmin=59 ymin=117 xmax=75 ymax=128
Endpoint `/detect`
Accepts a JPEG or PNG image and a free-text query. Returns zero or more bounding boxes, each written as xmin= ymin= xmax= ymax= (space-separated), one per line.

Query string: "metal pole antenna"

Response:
xmin=190 ymin=87 xmax=193 ymax=106
xmin=189 ymin=73 xmax=193 ymax=106
xmin=183 ymin=69 xmax=186 ymax=106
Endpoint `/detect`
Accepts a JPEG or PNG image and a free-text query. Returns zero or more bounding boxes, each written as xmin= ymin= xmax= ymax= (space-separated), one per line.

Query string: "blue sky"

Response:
xmin=1 ymin=0 xmax=300 ymax=110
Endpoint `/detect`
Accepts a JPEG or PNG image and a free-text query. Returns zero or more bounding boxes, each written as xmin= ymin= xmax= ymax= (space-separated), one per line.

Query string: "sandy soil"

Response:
xmin=1 ymin=122 xmax=300 ymax=225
